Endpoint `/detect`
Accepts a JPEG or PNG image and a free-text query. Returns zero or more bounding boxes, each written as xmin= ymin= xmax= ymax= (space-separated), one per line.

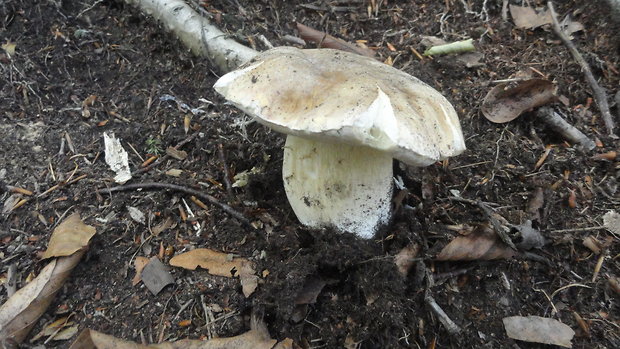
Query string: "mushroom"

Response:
xmin=214 ymin=47 xmax=465 ymax=238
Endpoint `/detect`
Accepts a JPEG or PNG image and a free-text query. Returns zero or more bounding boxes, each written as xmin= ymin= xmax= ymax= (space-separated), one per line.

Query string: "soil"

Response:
xmin=1 ymin=0 xmax=619 ymax=348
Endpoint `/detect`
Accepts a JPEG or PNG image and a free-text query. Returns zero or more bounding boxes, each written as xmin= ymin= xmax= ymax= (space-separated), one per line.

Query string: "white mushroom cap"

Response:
xmin=214 ymin=47 xmax=466 ymax=238
xmin=214 ymin=47 xmax=466 ymax=166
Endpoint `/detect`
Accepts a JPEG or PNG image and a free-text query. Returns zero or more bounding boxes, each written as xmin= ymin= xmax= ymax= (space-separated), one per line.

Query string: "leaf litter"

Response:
xmin=503 ymin=315 xmax=575 ymax=348
xmin=170 ymin=248 xmax=258 ymax=297
xmin=0 ymin=213 xmax=95 ymax=344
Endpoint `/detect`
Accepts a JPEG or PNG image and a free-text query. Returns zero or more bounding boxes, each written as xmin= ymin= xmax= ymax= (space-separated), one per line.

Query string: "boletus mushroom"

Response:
xmin=214 ymin=47 xmax=465 ymax=238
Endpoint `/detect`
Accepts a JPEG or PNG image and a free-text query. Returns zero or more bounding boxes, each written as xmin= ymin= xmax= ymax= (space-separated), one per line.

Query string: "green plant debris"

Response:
xmin=424 ymin=38 xmax=475 ymax=56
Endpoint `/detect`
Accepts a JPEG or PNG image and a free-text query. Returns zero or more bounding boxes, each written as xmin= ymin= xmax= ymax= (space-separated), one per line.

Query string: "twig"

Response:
xmin=536 ymin=107 xmax=596 ymax=150
xmin=547 ymin=2 xmax=615 ymax=136
xmin=449 ymin=196 xmax=517 ymax=250
xmin=133 ymin=132 xmax=199 ymax=175
xmin=217 ymin=144 xmax=235 ymax=200
xmin=100 ymin=182 xmax=252 ymax=227
xmin=424 ymin=268 xmax=461 ymax=335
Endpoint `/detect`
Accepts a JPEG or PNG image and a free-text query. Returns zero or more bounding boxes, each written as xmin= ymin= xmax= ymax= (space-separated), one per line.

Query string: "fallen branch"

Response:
xmin=536 ymin=106 xmax=596 ymax=150
xmin=124 ymin=0 xmax=257 ymax=73
xmin=100 ymin=182 xmax=252 ymax=227
xmin=547 ymin=1 xmax=616 ymax=136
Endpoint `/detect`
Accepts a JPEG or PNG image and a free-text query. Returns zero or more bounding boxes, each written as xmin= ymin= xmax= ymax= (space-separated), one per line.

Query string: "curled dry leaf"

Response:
xmin=0 ymin=251 xmax=85 ymax=344
xmin=511 ymin=220 xmax=545 ymax=250
xmin=42 ymin=213 xmax=96 ymax=259
xmin=436 ymin=225 xmax=517 ymax=261
xmin=68 ymin=328 xmax=280 ymax=349
xmin=170 ymin=248 xmax=258 ymax=297
xmin=141 ymin=256 xmax=175 ymax=296
xmin=503 ymin=315 xmax=575 ymax=348
xmin=481 ymin=79 xmax=557 ymax=123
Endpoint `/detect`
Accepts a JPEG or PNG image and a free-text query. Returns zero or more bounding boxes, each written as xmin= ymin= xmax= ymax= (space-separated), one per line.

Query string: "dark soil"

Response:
xmin=1 ymin=0 xmax=619 ymax=348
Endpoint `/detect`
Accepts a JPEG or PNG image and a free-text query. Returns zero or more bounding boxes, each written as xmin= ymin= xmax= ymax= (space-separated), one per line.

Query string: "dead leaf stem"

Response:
xmin=547 ymin=1 xmax=615 ymax=136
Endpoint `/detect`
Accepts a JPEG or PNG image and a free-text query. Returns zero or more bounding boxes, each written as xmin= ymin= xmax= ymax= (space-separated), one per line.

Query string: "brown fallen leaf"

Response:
xmin=132 ymin=256 xmax=150 ymax=286
xmin=42 ymin=212 xmax=97 ymax=259
xmin=394 ymin=243 xmax=420 ymax=277
xmin=296 ymin=23 xmax=375 ymax=58
xmin=436 ymin=225 xmax=517 ymax=261
xmin=170 ymin=249 xmax=258 ymax=297
xmin=503 ymin=315 xmax=575 ymax=348
xmin=152 ymin=217 xmax=175 ymax=236
xmin=481 ymin=79 xmax=557 ymax=123
xmin=0 ymin=251 xmax=85 ymax=344
xmin=526 ymin=187 xmax=545 ymax=222
xmin=69 ymin=328 xmax=281 ymax=349
xmin=509 ymin=5 xmax=552 ymax=29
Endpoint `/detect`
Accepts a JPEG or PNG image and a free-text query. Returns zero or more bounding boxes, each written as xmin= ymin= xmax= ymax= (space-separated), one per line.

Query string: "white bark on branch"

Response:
xmin=125 ymin=0 xmax=258 ymax=73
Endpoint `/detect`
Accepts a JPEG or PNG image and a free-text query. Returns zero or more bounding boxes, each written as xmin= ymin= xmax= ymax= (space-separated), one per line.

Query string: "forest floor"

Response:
xmin=0 ymin=0 xmax=619 ymax=348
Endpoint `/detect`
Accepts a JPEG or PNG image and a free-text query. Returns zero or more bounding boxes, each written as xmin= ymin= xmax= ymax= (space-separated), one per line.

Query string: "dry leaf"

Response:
xmin=170 ymin=249 xmax=258 ymax=297
xmin=69 ymin=328 xmax=280 ymax=349
xmin=526 ymin=187 xmax=545 ymax=222
xmin=394 ymin=243 xmax=420 ymax=277
xmin=511 ymin=220 xmax=545 ymax=250
xmin=296 ymin=23 xmax=375 ymax=58
xmin=503 ymin=315 xmax=575 ymax=348
xmin=482 ymin=79 xmax=557 ymax=123
xmin=1 ymin=40 xmax=16 ymax=56
xmin=436 ymin=225 xmax=517 ymax=261
xmin=166 ymin=146 xmax=188 ymax=160
xmin=42 ymin=213 xmax=96 ymax=259
xmin=53 ymin=324 xmax=79 ymax=341
xmin=457 ymin=52 xmax=485 ymax=68
xmin=509 ymin=5 xmax=552 ymax=29
xmin=170 ymin=249 xmax=250 ymax=277
xmin=132 ymin=256 xmax=150 ymax=286
xmin=152 ymin=217 xmax=175 ymax=236
xmin=294 ymin=276 xmax=327 ymax=305
xmin=603 ymin=210 xmax=620 ymax=235
xmin=127 ymin=206 xmax=146 ymax=225
xmin=141 ymin=256 xmax=174 ymax=296
xmin=0 ymin=251 xmax=85 ymax=344
xmin=31 ymin=316 xmax=72 ymax=341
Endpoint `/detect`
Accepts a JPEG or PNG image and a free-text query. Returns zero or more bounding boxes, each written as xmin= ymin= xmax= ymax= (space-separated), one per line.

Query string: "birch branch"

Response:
xmin=124 ymin=0 xmax=258 ymax=73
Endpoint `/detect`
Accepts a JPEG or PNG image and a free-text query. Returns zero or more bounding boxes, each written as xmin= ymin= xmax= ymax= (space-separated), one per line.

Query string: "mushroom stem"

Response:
xmin=282 ymin=135 xmax=394 ymax=238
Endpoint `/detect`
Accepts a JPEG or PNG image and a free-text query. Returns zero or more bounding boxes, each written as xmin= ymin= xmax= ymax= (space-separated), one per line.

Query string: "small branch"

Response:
xmin=536 ymin=107 xmax=596 ymax=150
xmin=100 ymin=182 xmax=252 ymax=227
xmin=547 ymin=1 xmax=616 ymax=136
xmin=425 ymin=268 xmax=461 ymax=336
xmin=217 ymin=144 xmax=235 ymax=200
xmin=125 ymin=0 xmax=257 ymax=73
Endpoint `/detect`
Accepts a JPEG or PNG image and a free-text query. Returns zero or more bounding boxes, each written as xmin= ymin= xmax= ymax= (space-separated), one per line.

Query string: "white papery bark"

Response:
xmin=125 ymin=0 xmax=257 ymax=73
